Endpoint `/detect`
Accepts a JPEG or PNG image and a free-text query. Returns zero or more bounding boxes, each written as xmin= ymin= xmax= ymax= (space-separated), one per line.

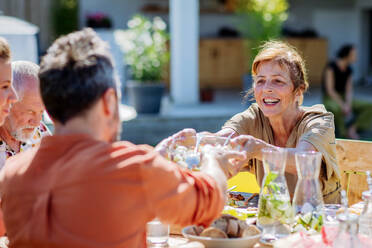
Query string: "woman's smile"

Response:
xmin=262 ymin=97 xmax=281 ymax=106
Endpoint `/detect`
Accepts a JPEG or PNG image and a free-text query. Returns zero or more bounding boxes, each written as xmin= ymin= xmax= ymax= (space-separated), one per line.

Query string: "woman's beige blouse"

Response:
xmin=223 ymin=103 xmax=341 ymax=203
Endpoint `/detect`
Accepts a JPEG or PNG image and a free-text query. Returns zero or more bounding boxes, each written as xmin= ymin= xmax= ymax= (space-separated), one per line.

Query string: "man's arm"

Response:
xmin=140 ymin=148 xmax=245 ymax=227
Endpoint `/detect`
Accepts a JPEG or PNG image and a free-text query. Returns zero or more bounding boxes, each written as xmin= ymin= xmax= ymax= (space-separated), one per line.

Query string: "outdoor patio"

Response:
xmin=1 ymin=0 xmax=372 ymax=247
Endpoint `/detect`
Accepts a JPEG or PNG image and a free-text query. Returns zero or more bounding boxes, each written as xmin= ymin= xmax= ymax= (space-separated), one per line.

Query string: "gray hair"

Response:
xmin=12 ymin=61 xmax=40 ymax=100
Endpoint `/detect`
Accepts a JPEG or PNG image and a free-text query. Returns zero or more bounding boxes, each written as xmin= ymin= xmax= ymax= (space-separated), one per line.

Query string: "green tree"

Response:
xmin=235 ymin=0 xmax=289 ymax=72
xmin=52 ymin=0 xmax=79 ymax=38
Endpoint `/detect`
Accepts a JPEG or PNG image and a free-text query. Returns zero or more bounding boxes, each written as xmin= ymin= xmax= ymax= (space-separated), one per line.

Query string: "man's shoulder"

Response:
xmin=70 ymin=139 xmax=156 ymax=167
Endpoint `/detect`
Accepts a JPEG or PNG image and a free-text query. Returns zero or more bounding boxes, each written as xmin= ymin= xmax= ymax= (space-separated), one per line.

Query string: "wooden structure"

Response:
xmin=166 ymin=38 xmax=329 ymax=90
xmin=336 ymin=139 xmax=372 ymax=205
xmin=198 ymin=38 xmax=328 ymax=89
xmin=199 ymin=39 xmax=246 ymax=89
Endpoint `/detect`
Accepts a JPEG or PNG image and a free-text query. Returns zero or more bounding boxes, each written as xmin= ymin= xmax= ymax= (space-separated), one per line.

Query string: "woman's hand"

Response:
xmin=155 ymin=128 xmax=197 ymax=158
xmin=230 ymin=135 xmax=272 ymax=161
xmin=342 ymin=103 xmax=352 ymax=116
xmin=201 ymin=145 xmax=247 ymax=179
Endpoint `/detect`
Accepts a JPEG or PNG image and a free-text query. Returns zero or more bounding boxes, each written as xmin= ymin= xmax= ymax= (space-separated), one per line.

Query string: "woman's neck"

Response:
xmin=0 ymin=126 xmax=20 ymax=152
xmin=336 ymin=58 xmax=349 ymax=71
xmin=268 ymin=108 xmax=303 ymax=147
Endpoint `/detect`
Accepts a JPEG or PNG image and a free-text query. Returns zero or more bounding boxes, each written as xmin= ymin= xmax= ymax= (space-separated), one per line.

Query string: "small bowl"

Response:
xmin=182 ymin=226 xmax=261 ymax=248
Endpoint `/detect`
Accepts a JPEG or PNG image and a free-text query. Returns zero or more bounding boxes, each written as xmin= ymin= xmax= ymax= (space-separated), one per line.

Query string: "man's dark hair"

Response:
xmin=39 ymin=28 xmax=117 ymax=124
xmin=337 ymin=44 xmax=354 ymax=59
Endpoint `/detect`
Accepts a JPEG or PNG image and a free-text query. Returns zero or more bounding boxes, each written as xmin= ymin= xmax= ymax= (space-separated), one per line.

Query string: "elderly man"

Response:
xmin=0 ymin=29 xmax=246 ymax=248
xmin=0 ymin=61 xmax=50 ymax=158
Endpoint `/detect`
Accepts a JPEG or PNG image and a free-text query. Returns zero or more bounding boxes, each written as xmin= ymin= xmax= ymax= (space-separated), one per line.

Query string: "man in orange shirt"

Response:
xmin=0 ymin=29 xmax=246 ymax=248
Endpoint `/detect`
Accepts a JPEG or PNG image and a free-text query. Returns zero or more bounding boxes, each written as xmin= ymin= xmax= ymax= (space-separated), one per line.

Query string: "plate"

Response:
xmin=222 ymin=206 xmax=257 ymax=223
xmin=227 ymin=191 xmax=259 ymax=208
xmin=182 ymin=226 xmax=261 ymax=248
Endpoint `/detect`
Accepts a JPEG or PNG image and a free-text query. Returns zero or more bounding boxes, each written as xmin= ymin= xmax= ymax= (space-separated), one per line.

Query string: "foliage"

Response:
xmin=115 ymin=15 xmax=169 ymax=82
xmin=52 ymin=0 xmax=79 ymax=38
xmin=235 ymin=0 xmax=289 ymax=72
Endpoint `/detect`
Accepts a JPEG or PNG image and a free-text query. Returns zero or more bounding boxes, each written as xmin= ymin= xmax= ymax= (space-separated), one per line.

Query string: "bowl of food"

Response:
xmin=182 ymin=214 xmax=261 ymax=248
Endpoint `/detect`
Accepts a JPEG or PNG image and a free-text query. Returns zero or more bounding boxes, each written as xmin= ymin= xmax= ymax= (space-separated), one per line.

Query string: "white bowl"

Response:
xmin=182 ymin=226 xmax=261 ymax=248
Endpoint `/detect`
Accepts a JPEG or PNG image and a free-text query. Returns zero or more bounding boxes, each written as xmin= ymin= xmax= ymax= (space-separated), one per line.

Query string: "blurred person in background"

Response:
xmin=0 ymin=61 xmax=50 ymax=158
xmin=0 ymin=29 xmax=246 ymax=248
xmin=322 ymin=44 xmax=372 ymax=139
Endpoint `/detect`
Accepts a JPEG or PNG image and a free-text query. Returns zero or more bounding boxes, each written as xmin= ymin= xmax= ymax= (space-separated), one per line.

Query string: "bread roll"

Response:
xmin=200 ymin=227 xmax=228 ymax=238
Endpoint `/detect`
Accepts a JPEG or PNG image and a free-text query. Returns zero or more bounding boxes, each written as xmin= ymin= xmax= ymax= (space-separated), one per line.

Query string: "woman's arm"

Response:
xmin=215 ymin=128 xmax=239 ymax=138
xmin=285 ymin=141 xmax=318 ymax=174
xmin=325 ymin=67 xmax=345 ymax=108
xmin=345 ymin=75 xmax=353 ymax=110
xmin=231 ymin=136 xmax=318 ymax=175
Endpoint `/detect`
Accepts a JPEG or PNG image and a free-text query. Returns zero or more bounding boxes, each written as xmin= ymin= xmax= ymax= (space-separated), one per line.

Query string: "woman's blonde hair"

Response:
xmin=0 ymin=37 xmax=11 ymax=62
xmin=247 ymin=40 xmax=309 ymax=105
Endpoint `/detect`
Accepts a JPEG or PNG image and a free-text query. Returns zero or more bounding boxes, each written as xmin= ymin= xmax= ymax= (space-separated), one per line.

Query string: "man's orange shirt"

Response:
xmin=0 ymin=134 xmax=224 ymax=248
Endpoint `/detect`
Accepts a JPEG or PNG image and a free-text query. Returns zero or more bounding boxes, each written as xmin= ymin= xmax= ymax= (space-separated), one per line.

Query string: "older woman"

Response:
xmin=0 ymin=37 xmax=18 ymax=125
xmin=217 ymin=41 xmax=341 ymax=204
xmin=0 ymin=36 xmax=18 ymax=236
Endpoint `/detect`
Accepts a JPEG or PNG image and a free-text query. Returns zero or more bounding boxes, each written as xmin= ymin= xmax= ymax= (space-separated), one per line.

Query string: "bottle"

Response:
xmin=292 ymin=151 xmax=324 ymax=233
xmin=333 ymin=191 xmax=365 ymax=248
xmin=359 ymin=171 xmax=372 ymax=237
xmin=257 ymin=148 xmax=293 ymax=244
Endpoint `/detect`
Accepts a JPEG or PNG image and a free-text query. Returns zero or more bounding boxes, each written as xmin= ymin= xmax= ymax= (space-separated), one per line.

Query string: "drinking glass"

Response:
xmin=146 ymin=219 xmax=169 ymax=246
xmin=0 ymin=146 xmax=6 ymax=170
xmin=167 ymin=134 xmax=232 ymax=170
xmin=323 ymin=204 xmax=341 ymax=226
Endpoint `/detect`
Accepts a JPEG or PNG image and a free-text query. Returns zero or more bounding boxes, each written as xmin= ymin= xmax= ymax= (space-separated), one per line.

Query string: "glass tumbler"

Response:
xmin=146 ymin=219 xmax=169 ymax=246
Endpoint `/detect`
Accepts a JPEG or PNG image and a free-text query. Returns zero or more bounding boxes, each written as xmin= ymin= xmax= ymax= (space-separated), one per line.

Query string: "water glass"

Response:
xmin=323 ymin=204 xmax=341 ymax=226
xmin=146 ymin=219 xmax=169 ymax=246
xmin=0 ymin=146 xmax=6 ymax=170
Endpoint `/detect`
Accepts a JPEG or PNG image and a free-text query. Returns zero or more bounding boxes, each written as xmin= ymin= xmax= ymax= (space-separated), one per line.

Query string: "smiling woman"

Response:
xmin=218 ymin=41 xmax=341 ymax=204
xmin=0 ymin=36 xmax=18 ymax=236
xmin=0 ymin=37 xmax=18 ymax=126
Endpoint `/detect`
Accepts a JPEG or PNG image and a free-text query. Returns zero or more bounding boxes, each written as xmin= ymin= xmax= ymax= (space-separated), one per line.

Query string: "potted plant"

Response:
xmin=115 ymin=15 xmax=169 ymax=114
xmin=235 ymin=0 xmax=289 ymax=92
xmin=52 ymin=0 xmax=78 ymax=38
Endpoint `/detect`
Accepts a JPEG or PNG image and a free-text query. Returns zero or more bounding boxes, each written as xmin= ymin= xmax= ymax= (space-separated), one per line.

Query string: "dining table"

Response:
xmin=0 ymin=201 xmax=365 ymax=248
xmin=148 ymin=234 xmax=273 ymax=248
